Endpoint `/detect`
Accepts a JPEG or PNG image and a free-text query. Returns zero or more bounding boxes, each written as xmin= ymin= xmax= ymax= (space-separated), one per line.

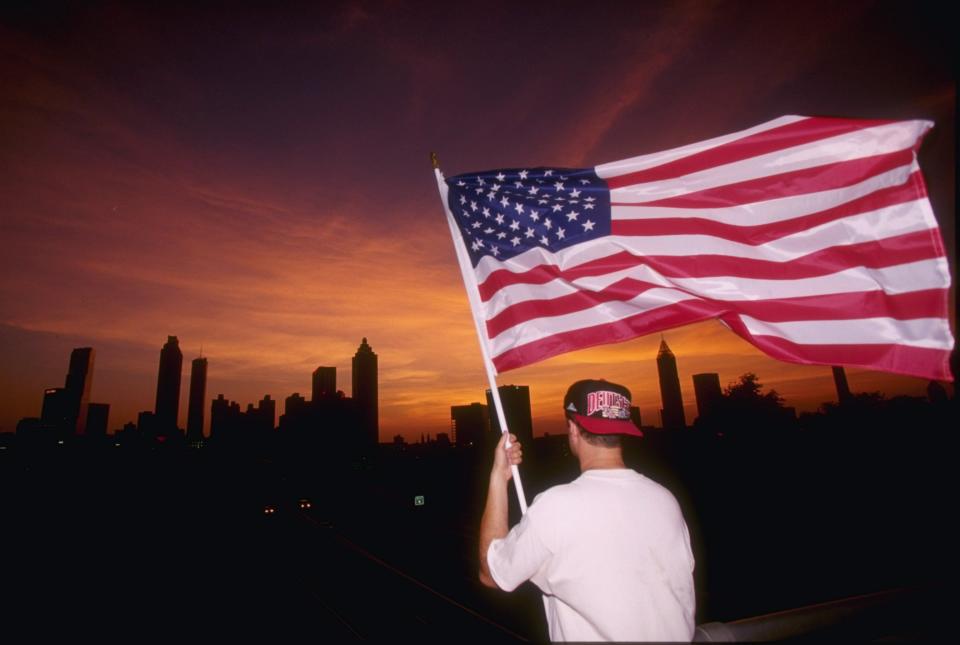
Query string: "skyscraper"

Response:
xmin=352 ymin=338 xmax=378 ymax=449
xmin=155 ymin=336 xmax=183 ymax=431
xmin=312 ymin=366 xmax=337 ymax=400
xmin=64 ymin=347 xmax=95 ymax=435
xmin=85 ymin=403 xmax=110 ymax=438
xmin=692 ymin=373 xmax=723 ymax=421
xmin=486 ymin=384 xmax=533 ymax=447
xmin=657 ymin=339 xmax=686 ymax=429
xmin=187 ymin=357 xmax=208 ymax=442
xmin=451 ymin=403 xmax=489 ymax=447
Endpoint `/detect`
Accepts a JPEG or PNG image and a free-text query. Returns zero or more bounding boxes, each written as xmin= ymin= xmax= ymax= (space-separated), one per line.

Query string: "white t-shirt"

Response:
xmin=487 ymin=469 xmax=696 ymax=642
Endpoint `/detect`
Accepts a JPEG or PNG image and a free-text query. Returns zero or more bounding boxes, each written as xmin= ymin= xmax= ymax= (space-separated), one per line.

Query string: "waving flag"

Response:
xmin=438 ymin=116 xmax=954 ymax=381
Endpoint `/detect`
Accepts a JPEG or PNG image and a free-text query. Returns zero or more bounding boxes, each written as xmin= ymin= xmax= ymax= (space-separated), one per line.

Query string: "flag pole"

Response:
xmin=432 ymin=152 xmax=528 ymax=514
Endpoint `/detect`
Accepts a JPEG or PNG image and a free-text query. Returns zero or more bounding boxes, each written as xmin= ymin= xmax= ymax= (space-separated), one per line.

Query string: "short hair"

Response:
xmin=567 ymin=415 xmax=621 ymax=448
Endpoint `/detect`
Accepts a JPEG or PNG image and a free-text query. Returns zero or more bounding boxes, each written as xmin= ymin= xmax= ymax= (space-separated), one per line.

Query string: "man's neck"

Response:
xmin=578 ymin=450 xmax=626 ymax=472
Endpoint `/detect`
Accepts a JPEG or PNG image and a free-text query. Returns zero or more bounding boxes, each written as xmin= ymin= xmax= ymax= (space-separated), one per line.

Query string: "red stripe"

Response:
xmin=612 ymin=149 xmax=915 ymax=208
xmin=719 ymin=315 xmax=954 ymax=381
xmin=611 ymin=174 xmax=922 ymax=244
xmin=477 ymin=230 xmax=943 ymax=301
xmin=486 ymin=282 xmax=948 ymax=339
xmin=605 ymin=117 xmax=895 ymax=189
xmin=490 ymin=301 xmax=953 ymax=381
xmin=491 ymin=300 xmax=722 ymax=372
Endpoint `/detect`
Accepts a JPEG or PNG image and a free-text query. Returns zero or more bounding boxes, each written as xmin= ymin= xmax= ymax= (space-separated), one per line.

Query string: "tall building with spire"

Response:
xmin=187 ymin=356 xmax=208 ymax=442
xmin=352 ymin=338 xmax=378 ymax=450
xmin=657 ymin=339 xmax=686 ymax=429
xmin=155 ymin=336 xmax=183 ymax=431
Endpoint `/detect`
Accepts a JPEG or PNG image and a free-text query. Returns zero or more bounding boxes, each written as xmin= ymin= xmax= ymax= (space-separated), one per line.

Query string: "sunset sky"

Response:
xmin=1 ymin=1 xmax=954 ymax=441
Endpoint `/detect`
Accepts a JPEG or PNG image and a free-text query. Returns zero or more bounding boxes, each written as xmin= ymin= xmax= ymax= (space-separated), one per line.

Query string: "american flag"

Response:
xmin=440 ymin=116 xmax=954 ymax=380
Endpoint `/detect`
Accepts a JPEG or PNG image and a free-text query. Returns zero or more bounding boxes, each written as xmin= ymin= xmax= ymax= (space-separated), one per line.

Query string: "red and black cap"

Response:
xmin=563 ymin=379 xmax=643 ymax=437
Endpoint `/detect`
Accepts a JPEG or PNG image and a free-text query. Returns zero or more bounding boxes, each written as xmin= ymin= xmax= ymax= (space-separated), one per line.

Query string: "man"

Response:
xmin=479 ymin=379 xmax=696 ymax=642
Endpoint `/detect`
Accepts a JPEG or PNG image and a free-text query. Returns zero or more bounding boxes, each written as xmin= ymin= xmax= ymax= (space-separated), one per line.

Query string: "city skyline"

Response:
xmin=1 ymin=2 xmax=954 ymax=441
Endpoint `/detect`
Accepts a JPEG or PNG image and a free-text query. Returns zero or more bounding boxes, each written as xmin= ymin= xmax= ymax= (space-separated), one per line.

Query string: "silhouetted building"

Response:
xmin=254 ymin=395 xmax=276 ymax=435
xmin=284 ymin=392 xmax=308 ymax=418
xmin=64 ymin=347 xmax=95 ymax=435
xmin=832 ymin=366 xmax=852 ymax=405
xmin=451 ymin=403 xmax=489 ymax=448
xmin=41 ymin=387 xmax=68 ymax=430
xmin=486 ymin=384 xmax=533 ymax=447
xmin=210 ymin=395 xmax=240 ymax=440
xmin=692 ymin=373 xmax=723 ymax=421
xmin=312 ymin=366 xmax=337 ymax=401
xmin=187 ymin=357 xmax=208 ymax=442
xmin=657 ymin=339 xmax=686 ymax=429
xmin=154 ymin=336 xmax=183 ymax=431
xmin=352 ymin=338 xmax=378 ymax=449
xmin=85 ymin=403 xmax=109 ymax=438
xmin=137 ymin=410 xmax=158 ymax=438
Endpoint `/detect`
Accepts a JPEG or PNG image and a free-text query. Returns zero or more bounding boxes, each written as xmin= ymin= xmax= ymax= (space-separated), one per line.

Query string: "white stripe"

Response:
xmin=482 ymin=258 xmax=951 ymax=320
xmin=475 ymin=199 xmax=936 ymax=285
xmin=611 ymin=162 xmax=917 ymax=225
xmin=595 ymin=115 xmax=806 ymax=178
xmin=739 ymin=316 xmax=955 ymax=349
xmin=488 ymin=289 xmax=700 ymax=357
xmin=608 ymin=121 xmax=931 ymax=204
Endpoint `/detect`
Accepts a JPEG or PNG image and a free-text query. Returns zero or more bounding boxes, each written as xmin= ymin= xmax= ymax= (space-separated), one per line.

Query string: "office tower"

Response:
xmin=312 ymin=366 xmax=337 ymax=401
xmin=187 ymin=357 xmax=208 ymax=442
xmin=64 ymin=347 xmax=95 ymax=435
xmin=657 ymin=339 xmax=686 ymax=429
xmin=257 ymin=395 xmax=275 ymax=433
xmin=352 ymin=337 xmax=378 ymax=448
xmin=285 ymin=392 xmax=308 ymax=417
xmin=155 ymin=336 xmax=183 ymax=430
xmin=210 ymin=394 xmax=232 ymax=439
xmin=692 ymin=373 xmax=723 ymax=420
xmin=832 ymin=366 xmax=852 ymax=405
xmin=41 ymin=388 xmax=68 ymax=430
xmin=486 ymin=384 xmax=534 ymax=447
xmin=451 ymin=403 xmax=489 ymax=448
xmin=85 ymin=403 xmax=110 ymax=438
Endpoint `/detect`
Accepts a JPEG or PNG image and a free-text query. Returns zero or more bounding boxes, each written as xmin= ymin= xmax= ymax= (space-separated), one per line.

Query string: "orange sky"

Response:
xmin=0 ymin=2 xmax=954 ymax=441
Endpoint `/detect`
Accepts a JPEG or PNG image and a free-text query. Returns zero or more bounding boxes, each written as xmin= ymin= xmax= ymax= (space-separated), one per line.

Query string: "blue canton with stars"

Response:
xmin=446 ymin=167 xmax=611 ymax=267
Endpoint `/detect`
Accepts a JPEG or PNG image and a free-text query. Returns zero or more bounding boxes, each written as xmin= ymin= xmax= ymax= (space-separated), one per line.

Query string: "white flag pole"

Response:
xmin=432 ymin=154 xmax=528 ymax=515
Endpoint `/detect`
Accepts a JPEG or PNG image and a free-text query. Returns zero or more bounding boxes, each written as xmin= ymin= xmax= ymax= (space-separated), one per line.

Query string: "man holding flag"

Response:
xmin=479 ymin=379 xmax=696 ymax=642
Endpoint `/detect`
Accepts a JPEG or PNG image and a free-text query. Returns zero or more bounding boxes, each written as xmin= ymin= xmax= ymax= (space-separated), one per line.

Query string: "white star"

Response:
xmin=530 ymin=211 xmax=540 ymax=222
xmin=509 ymin=219 xmax=520 ymax=231
xmin=551 ymin=203 xmax=563 ymax=212
xmin=560 ymin=175 xmax=568 ymax=180
xmin=495 ymin=213 xmax=505 ymax=224
xmin=491 ymin=183 xmax=501 ymax=192
xmin=582 ymin=219 xmax=595 ymax=232
xmin=490 ymin=246 xmax=500 ymax=257
xmin=500 ymin=197 xmax=510 ymax=208
xmin=570 ymin=189 xmax=581 ymax=198
xmin=511 ymin=236 xmax=521 ymax=246
xmin=482 ymin=207 xmax=490 ymax=217
xmin=457 ymin=180 xmax=466 ymax=187
xmin=484 ymin=227 xmax=494 ymax=234
xmin=519 ymin=170 xmax=529 ymax=179
xmin=584 ymin=203 xmax=595 ymax=210
xmin=579 ymin=178 xmax=591 ymax=185
xmin=540 ymin=235 xmax=549 ymax=245
xmin=568 ymin=199 xmax=579 ymax=204
xmin=472 ymin=221 xmax=481 ymax=229
xmin=528 ymin=186 xmax=539 ymax=195
xmin=514 ymin=202 xmax=524 ymax=214
xmin=486 ymin=191 xmax=496 ymax=200
xmin=496 ymin=172 xmax=506 ymax=182
xmin=556 ymin=227 xmax=565 ymax=240
xmin=476 ymin=176 xmax=485 ymax=186
xmin=554 ymin=181 xmax=565 ymax=191
xmin=470 ymin=201 xmax=478 ymax=212
xmin=538 ymin=199 xmax=549 ymax=205
xmin=566 ymin=210 xmax=579 ymax=221
xmin=474 ymin=187 xmax=484 ymax=195
xmin=476 ymin=239 xmax=484 ymax=248
xmin=544 ymin=217 xmax=553 ymax=230
xmin=544 ymin=169 xmax=554 ymax=176
xmin=459 ymin=195 xmax=466 ymax=205
xmin=497 ymin=231 xmax=506 ymax=239
xmin=471 ymin=240 xmax=480 ymax=251
xmin=585 ymin=196 xmax=595 ymax=202
xmin=525 ymin=227 xmax=535 ymax=238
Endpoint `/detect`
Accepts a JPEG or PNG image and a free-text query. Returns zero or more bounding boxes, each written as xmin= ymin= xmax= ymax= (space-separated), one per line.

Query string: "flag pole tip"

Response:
xmin=430 ymin=151 xmax=440 ymax=169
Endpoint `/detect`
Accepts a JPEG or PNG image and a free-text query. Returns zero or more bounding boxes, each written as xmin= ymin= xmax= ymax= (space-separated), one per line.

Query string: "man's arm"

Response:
xmin=478 ymin=433 xmax=521 ymax=588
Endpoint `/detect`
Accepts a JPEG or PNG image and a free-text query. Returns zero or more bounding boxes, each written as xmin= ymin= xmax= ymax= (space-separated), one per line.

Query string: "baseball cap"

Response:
xmin=563 ymin=379 xmax=644 ymax=437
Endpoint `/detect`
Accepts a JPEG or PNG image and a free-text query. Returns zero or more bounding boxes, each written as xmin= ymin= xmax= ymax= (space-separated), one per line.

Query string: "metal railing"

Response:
xmin=694 ymin=586 xmax=944 ymax=642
